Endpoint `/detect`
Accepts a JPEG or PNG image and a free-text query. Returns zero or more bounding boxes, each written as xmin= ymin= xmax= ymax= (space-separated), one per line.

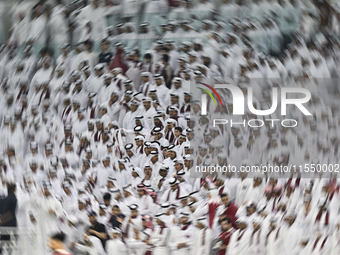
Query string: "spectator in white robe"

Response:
xmin=147 ymin=213 xmax=170 ymax=255
xmin=120 ymin=0 xmax=142 ymax=23
xmin=72 ymin=235 xmax=101 ymax=255
xmin=141 ymin=97 xmax=158 ymax=128
xmin=78 ymin=0 xmax=106 ymax=42
xmin=190 ymin=216 xmax=212 ymax=255
xmin=106 ymin=228 xmax=127 ymax=255
xmin=227 ymin=217 xmax=252 ymax=254
xmin=27 ymin=9 xmax=47 ymax=57
xmin=30 ymin=183 xmax=64 ymax=255
xmin=50 ymin=7 xmax=69 ymax=55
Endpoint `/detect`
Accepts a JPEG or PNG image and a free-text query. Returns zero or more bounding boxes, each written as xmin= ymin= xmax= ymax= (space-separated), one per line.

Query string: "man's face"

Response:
xmin=125 ymin=84 xmax=133 ymax=91
xmin=170 ymin=97 xmax=178 ymax=105
xmin=112 ymin=207 xmax=119 ymax=216
xmin=131 ymin=104 xmax=138 ymax=112
xmin=103 ymin=201 xmax=110 ymax=209
xmin=159 ymin=169 xmax=168 ymax=177
xmin=89 ymin=215 xmax=96 ymax=224
xmin=234 ymin=139 xmax=242 ymax=147
xmin=237 ymin=222 xmax=246 ymax=230
xmin=65 ymin=144 xmax=73 ymax=152
xmin=64 ymin=128 xmax=72 ymax=137
xmin=101 ymin=41 xmax=109 ymax=51
xmin=104 ymin=78 xmax=111 ymax=86
xmin=174 ymin=130 xmax=181 ymax=137
xmin=43 ymin=188 xmax=51 ymax=197
xmin=63 ymin=100 xmax=71 ymax=107
xmin=132 ymin=54 xmax=139 ymax=61
xmin=180 ymin=197 xmax=188 ymax=207
xmin=199 ymin=148 xmax=207 ymax=157
xmin=221 ymin=220 xmax=231 ymax=232
xmin=78 ymin=112 xmax=85 ymax=120
xmin=184 ymin=160 xmax=191 ymax=168
xmin=43 ymin=61 xmax=50 ymax=69
xmin=111 ymin=95 xmax=119 ymax=103
xmin=63 ymin=187 xmax=70 ymax=195
xmin=102 ymin=132 xmax=110 ymax=141
xmin=82 ymin=163 xmax=90 ymax=172
xmin=99 ymin=209 xmax=105 ymax=216
xmin=30 ymin=164 xmax=38 ymax=172
xmin=141 ymin=76 xmax=149 ymax=83
xmin=169 ymin=110 xmax=177 ymax=118
xmin=204 ymin=136 xmax=211 ymax=144
xmin=132 ymin=171 xmax=139 ymax=178
xmin=124 ymin=95 xmax=131 ymax=102
xmin=155 ymin=133 xmax=162 ymax=140
xmin=131 ymin=210 xmax=138 ymax=218
xmin=171 ymin=183 xmax=178 ymax=191
xmin=88 ymin=124 xmax=94 ymax=131
xmin=155 ymin=78 xmax=162 ymax=86
xmin=126 ymin=150 xmax=133 ymax=158
xmin=118 ymin=164 xmax=125 ymax=170
xmin=30 ymin=214 xmax=36 ymax=224
xmin=270 ymin=139 xmax=277 ymax=147
xmin=169 ymin=151 xmax=176 ymax=159
xmin=247 ymin=207 xmax=255 ymax=216
xmin=135 ymin=119 xmax=142 ymax=126
xmin=136 ymin=140 xmax=143 ymax=147
xmin=111 ymin=70 xmax=119 ymax=77
xmin=154 ymin=118 xmax=161 ymax=127
xmin=45 ymin=150 xmax=52 ymax=157
xmin=93 ymin=0 xmax=99 ymax=8
xmin=144 ymin=167 xmax=152 ymax=176
xmin=184 ymin=95 xmax=191 ymax=103
xmin=187 ymin=132 xmax=194 ymax=140
xmin=57 ymin=70 xmax=64 ymax=77
xmin=137 ymin=189 xmax=144 ymax=197
xmin=151 ymin=155 xmax=158 ymax=163
xmin=150 ymin=93 xmax=157 ymax=100
xmin=143 ymin=101 xmax=151 ymax=110
xmin=103 ymin=159 xmax=111 ymax=167
xmin=174 ymin=82 xmax=181 ymax=89
xmin=180 ymin=216 xmax=188 ymax=225
xmin=50 ymin=172 xmax=57 ymax=179
xmin=96 ymin=70 xmax=104 ymax=77
xmin=174 ymin=162 xmax=183 ymax=171
xmin=96 ymin=123 xmax=103 ymax=130
xmin=100 ymin=108 xmax=107 ymax=116
xmin=221 ymin=195 xmax=230 ymax=206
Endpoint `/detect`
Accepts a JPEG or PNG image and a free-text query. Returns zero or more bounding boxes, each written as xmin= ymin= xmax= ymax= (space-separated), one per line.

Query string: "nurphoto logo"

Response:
xmin=198 ymin=83 xmax=312 ymax=128
xmin=200 ymin=84 xmax=312 ymax=116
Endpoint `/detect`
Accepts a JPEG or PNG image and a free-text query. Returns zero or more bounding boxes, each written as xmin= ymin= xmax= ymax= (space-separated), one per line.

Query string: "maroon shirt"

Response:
xmin=223 ymin=203 xmax=239 ymax=229
xmin=218 ymin=228 xmax=235 ymax=255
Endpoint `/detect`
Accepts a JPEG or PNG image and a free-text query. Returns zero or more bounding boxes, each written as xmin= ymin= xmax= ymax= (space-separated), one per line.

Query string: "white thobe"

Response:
xmin=106 ymin=238 xmax=128 ymax=255
xmin=31 ymin=195 xmax=64 ymax=255
xmin=190 ymin=228 xmax=212 ymax=255
xmin=228 ymin=229 xmax=252 ymax=255
xmin=168 ymin=225 xmax=193 ymax=255
xmin=149 ymin=225 xmax=170 ymax=255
